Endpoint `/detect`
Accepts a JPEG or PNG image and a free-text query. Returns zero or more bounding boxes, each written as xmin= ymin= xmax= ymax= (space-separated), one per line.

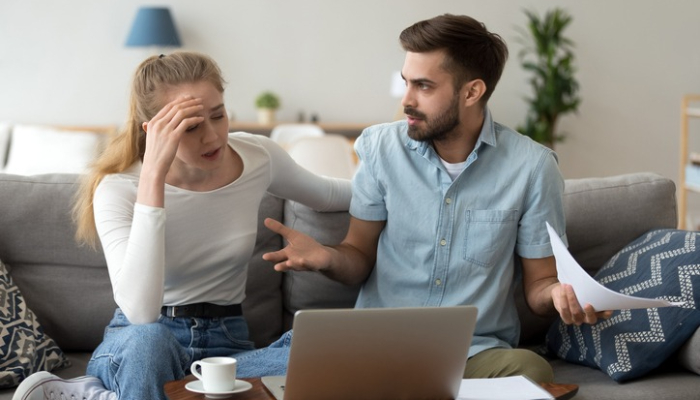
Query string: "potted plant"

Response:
xmin=255 ymin=91 xmax=280 ymax=125
xmin=517 ymin=8 xmax=580 ymax=149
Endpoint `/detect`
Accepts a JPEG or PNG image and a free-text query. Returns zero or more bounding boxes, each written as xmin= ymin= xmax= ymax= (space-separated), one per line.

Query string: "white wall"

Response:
xmin=2 ymin=0 xmax=700 ymax=185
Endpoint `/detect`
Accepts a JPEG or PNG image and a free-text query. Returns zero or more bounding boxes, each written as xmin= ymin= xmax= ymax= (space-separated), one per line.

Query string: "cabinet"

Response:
xmin=228 ymin=121 xmax=370 ymax=138
xmin=678 ymin=94 xmax=700 ymax=229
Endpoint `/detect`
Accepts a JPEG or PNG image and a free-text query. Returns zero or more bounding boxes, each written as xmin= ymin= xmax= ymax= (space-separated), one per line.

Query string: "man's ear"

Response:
xmin=463 ymin=79 xmax=486 ymax=107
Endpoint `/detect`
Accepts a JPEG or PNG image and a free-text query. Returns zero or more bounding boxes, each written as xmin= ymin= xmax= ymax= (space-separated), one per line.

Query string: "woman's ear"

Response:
xmin=463 ymin=79 xmax=486 ymax=107
xmin=142 ymin=122 xmax=148 ymax=134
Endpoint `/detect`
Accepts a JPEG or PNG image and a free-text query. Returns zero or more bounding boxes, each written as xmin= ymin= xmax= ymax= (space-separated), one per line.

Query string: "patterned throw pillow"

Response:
xmin=0 ymin=259 xmax=70 ymax=388
xmin=546 ymin=229 xmax=700 ymax=382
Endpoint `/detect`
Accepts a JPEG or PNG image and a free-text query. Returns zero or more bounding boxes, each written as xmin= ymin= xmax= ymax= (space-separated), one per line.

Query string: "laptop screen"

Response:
xmin=266 ymin=306 xmax=478 ymax=400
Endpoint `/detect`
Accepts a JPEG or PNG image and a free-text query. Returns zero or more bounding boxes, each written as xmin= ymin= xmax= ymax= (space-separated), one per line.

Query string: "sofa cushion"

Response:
xmin=0 ymin=259 xmax=69 ymax=388
xmin=549 ymin=357 xmax=700 ymax=400
xmin=546 ymin=229 xmax=700 ymax=382
xmin=562 ymin=173 xmax=678 ymax=276
xmin=3 ymin=125 xmax=104 ymax=175
xmin=281 ymin=201 xmax=360 ymax=329
xmin=242 ymin=193 xmax=285 ymax=347
xmin=0 ymin=174 xmax=115 ymax=351
xmin=517 ymin=173 xmax=678 ymax=345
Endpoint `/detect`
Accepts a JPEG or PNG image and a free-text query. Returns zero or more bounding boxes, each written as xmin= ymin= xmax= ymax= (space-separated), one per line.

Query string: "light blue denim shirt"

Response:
xmin=350 ymin=109 xmax=567 ymax=357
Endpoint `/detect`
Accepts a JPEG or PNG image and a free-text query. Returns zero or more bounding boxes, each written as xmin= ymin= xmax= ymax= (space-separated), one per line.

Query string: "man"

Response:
xmin=262 ymin=13 xmax=610 ymax=382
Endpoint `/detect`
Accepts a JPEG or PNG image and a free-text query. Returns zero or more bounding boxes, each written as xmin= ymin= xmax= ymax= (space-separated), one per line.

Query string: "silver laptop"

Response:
xmin=261 ymin=306 xmax=478 ymax=400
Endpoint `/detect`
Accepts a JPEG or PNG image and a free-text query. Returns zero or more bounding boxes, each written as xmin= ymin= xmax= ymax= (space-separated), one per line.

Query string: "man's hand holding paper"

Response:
xmin=550 ymin=283 xmax=613 ymax=326
xmin=545 ymin=222 xmax=684 ymax=325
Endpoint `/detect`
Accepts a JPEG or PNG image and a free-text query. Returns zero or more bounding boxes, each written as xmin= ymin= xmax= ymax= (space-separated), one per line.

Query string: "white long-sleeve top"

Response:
xmin=93 ymin=132 xmax=351 ymax=324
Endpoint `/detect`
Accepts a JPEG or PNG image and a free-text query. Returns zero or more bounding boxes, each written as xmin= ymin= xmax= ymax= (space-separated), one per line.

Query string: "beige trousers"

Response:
xmin=463 ymin=348 xmax=554 ymax=383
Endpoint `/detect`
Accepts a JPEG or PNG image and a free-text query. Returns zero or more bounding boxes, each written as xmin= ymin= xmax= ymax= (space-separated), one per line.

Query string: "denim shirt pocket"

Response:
xmin=463 ymin=209 xmax=518 ymax=268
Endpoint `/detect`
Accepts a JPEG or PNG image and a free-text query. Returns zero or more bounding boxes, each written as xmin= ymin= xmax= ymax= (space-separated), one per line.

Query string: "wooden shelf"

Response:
xmin=228 ymin=121 xmax=373 ymax=138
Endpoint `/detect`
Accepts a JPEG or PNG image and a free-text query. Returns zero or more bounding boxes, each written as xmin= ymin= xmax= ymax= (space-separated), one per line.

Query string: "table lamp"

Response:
xmin=125 ymin=7 xmax=181 ymax=49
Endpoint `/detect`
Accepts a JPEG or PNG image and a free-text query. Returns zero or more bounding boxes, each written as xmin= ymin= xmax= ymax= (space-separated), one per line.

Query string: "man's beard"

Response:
xmin=405 ymin=93 xmax=460 ymax=142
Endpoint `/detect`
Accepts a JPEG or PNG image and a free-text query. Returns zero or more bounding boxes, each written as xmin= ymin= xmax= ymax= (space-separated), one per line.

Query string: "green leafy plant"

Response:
xmin=255 ymin=91 xmax=280 ymax=110
xmin=517 ymin=8 xmax=580 ymax=148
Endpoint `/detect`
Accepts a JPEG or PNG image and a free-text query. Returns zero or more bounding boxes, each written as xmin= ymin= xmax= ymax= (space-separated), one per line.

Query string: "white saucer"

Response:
xmin=185 ymin=380 xmax=253 ymax=398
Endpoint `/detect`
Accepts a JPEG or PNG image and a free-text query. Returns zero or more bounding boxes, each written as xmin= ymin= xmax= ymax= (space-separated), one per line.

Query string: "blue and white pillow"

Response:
xmin=546 ymin=229 xmax=700 ymax=382
xmin=0 ymin=259 xmax=70 ymax=388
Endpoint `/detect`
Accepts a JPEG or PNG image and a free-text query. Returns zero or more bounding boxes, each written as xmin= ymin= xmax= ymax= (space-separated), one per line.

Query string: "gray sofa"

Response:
xmin=0 ymin=172 xmax=698 ymax=399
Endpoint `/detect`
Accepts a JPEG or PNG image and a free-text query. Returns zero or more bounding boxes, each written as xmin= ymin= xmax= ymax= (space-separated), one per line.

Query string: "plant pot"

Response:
xmin=257 ymin=108 xmax=276 ymax=125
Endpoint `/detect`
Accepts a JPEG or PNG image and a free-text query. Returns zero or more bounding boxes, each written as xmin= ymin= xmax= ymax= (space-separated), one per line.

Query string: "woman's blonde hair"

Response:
xmin=73 ymin=51 xmax=226 ymax=248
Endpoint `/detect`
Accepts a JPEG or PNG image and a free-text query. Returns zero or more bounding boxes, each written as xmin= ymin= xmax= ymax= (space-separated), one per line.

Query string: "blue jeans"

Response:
xmin=86 ymin=309 xmax=255 ymax=400
xmin=234 ymin=330 xmax=293 ymax=377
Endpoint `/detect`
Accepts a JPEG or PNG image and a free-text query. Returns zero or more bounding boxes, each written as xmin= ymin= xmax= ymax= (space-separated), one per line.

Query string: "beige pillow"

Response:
xmin=0 ymin=122 xmax=11 ymax=169
xmin=677 ymin=327 xmax=700 ymax=375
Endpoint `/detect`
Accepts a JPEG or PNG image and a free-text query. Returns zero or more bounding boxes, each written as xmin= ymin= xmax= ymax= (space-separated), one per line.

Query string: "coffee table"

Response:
xmin=164 ymin=376 xmax=579 ymax=400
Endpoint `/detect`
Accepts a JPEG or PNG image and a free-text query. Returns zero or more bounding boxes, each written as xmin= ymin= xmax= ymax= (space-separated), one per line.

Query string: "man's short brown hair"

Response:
xmin=399 ymin=14 xmax=508 ymax=103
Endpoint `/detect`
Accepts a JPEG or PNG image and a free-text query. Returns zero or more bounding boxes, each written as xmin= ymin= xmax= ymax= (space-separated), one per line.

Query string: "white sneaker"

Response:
xmin=12 ymin=371 xmax=117 ymax=400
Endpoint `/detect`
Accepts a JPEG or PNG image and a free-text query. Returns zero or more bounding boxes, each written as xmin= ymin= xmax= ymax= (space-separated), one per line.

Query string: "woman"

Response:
xmin=13 ymin=52 xmax=350 ymax=400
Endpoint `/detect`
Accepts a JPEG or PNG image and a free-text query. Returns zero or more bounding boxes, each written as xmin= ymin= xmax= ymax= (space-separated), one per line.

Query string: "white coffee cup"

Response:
xmin=190 ymin=357 xmax=237 ymax=392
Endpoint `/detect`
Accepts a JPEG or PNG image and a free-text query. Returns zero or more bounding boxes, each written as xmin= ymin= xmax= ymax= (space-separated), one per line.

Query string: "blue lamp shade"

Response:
xmin=126 ymin=7 xmax=181 ymax=47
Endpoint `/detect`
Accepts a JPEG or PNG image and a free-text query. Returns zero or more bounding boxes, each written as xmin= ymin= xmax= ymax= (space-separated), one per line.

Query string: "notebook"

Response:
xmin=261 ymin=306 xmax=478 ymax=400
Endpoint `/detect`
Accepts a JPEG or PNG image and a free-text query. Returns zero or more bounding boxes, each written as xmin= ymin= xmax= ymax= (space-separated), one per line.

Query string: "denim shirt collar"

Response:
xmin=405 ymin=108 xmax=497 ymax=159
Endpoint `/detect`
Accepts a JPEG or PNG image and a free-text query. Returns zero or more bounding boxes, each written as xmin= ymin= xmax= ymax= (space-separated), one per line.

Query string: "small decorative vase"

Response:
xmin=257 ymin=108 xmax=275 ymax=125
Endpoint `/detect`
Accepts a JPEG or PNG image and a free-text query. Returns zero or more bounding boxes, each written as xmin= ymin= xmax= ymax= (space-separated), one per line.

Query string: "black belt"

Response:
xmin=161 ymin=303 xmax=242 ymax=318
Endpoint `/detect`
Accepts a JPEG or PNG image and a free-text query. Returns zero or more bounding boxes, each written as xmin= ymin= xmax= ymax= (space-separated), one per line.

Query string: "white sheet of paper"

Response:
xmin=546 ymin=222 xmax=684 ymax=310
xmin=457 ymin=376 xmax=553 ymax=400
